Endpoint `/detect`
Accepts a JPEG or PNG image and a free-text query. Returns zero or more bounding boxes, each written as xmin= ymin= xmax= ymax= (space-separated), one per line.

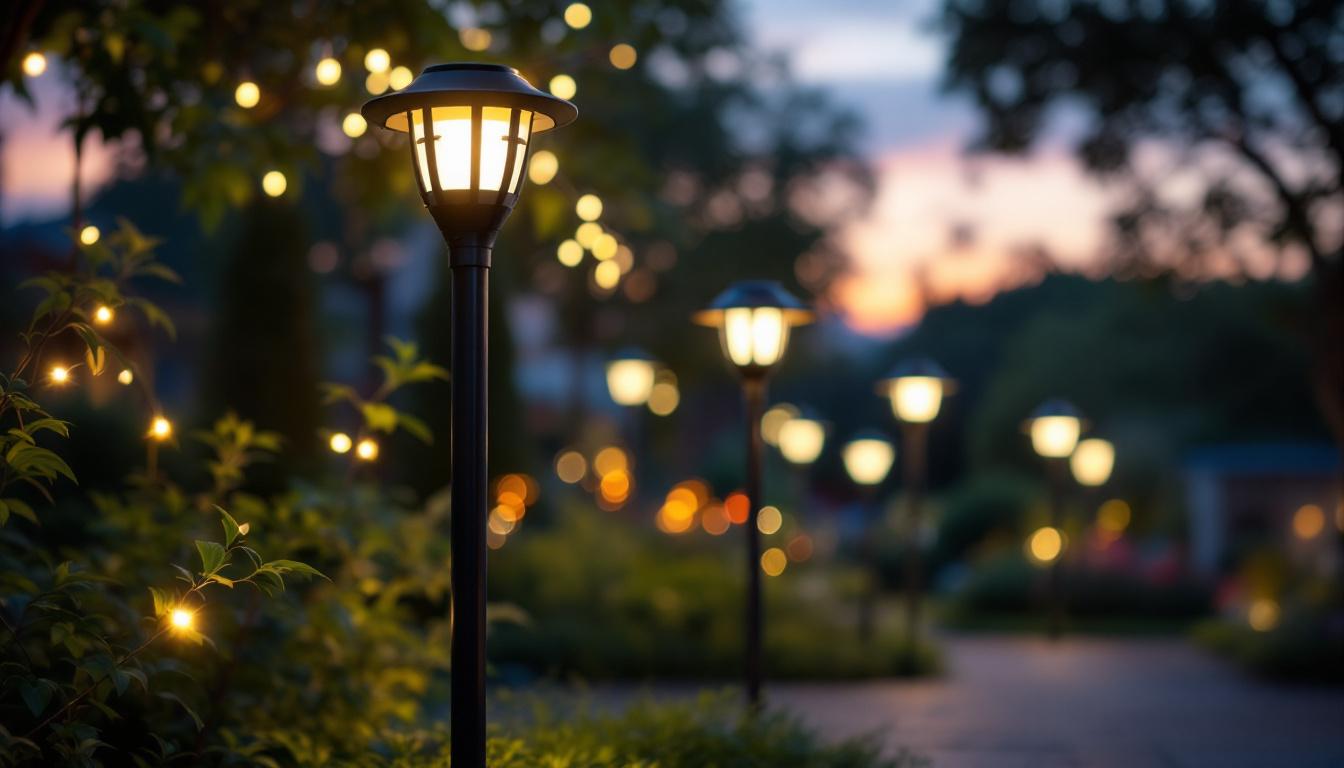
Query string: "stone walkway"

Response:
xmin=768 ymin=636 xmax=1344 ymax=768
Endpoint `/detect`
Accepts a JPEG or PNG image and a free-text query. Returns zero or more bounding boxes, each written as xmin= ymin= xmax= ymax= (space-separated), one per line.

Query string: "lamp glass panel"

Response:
xmin=778 ymin=418 xmax=825 ymax=465
xmin=719 ymin=307 xmax=791 ymax=368
xmin=843 ymin=439 xmax=895 ymax=485
xmin=606 ymin=360 xmax=656 ymax=406
xmin=1070 ymin=438 xmax=1114 ymax=486
xmin=723 ymin=307 xmax=754 ymax=367
xmin=1031 ymin=415 xmax=1081 ymax=458
xmin=891 ymin=376 xmax=943 ymax=423
xmin=410 ymin=107 xmax=533 ymax=193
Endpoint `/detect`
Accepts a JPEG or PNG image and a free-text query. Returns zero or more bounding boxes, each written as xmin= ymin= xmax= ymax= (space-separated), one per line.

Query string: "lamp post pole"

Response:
xmin=449 ymin=244 xmax=489 ymax=768
xmin=742 ymin=374 xmax=767 ymax=708
xmin=1045 ymin=454 xmax=1068 ymax=641
xmin=901 ymin=420 xmax=927 ymax=658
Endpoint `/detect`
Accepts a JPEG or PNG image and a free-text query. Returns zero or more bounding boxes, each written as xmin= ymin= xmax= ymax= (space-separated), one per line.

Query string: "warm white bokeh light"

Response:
xmin=22 ymin=52 xmax=47 ymax=77
xmin=576 ymin=193 xmax=603 ymax=221
xmin=117 ymin=369 xmax=133 ymax=385
xmin=262 ymin=171 xmax=287 ymax=197
xmin=1293 ymin=504 xmax=1325 ymax=540
xmin=235 ymin=81 xmax=260 ymax=108
xmin=890 ymin=376 xmax=943 ymax=423
xmin=606 ymin=359 xmax=657 ymax=406
xmin=50 ymin=366 xmax=69 ymax=383
xmin=364 ymin=48 xmax=390 ymax=72
xmin=170 ymin=609 xmax=193 ymax=628
xmin=529 ymin=150 xmax=559 ymax=185
xmin=721 ymin=307 xmax=789 ymax=368
xmin=549 ymin=74 xmax=577 ymax=100
xmin=778 ymin=418 xmax=825 ymax=465
xmin=1249 ymin=599 xmax=1280 ymax=632
xmin=94 ymin=305 xmax=113 ymax=324
xmin=342 ymin=113 xmax=367 ymax=138
xmin=609 ymin=44 xmax=637 ymax=69
xmin=329 ymin=433 xmax=353 ymax=454
xmin=1031 ymin=415 xmax=1081 ymax=458
xmin=1026 ymin=526 xmax=1064 ymax=565
xmin=1071 ymin=438 xmax=1115 ymax=486
xmin=79 ymin=225 xmax=100 ymax=245
xmin=389 ymin=66 xmax=414 ymax=91
xmin=842 ymin=438 xmax=895 ymax=485
xmin=151 ymin=417 xmax=172 ymax=439
xmin=564 ymin=3 xmax=592 ymax=28
xmin=757 ymin=506 xmax=782 ymax=535
xmin=356 ymin=439 xmax=378 ymax=461
xmin=315 ymin=57 xmax=342 ymax=85
xmin=557 ymin=239 xmax=584 ymax=267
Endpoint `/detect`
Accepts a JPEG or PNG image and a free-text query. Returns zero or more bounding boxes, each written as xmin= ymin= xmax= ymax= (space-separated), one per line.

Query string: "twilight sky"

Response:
xmin=0 ymin=0 xmax=1119 ymax=337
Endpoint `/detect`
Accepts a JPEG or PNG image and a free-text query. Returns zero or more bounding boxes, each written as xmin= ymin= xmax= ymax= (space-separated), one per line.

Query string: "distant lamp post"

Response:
xmin=1026 ymin=398 xmax=1085 ymax=639
xmin=842 ymin=431 xmax=896 ymax=643
xmin=605 ymin=347 xmax=657 ymax=406
xmin=694 ymin=280 xmax=815 ymax=709
xmin=362 ymin=63 xmax=576 ymax=768
xmin=878 ymin=358 xmax=954 ymax=664
xmin=1070 ymin=438 xmax=1115 ymax=487
xmin=778 ymin=415 xmax=826 ymax=466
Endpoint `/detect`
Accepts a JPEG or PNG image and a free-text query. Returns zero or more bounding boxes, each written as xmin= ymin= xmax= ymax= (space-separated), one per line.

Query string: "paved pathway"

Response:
xmin=768 ymin=636 xmax=1344 ymax=768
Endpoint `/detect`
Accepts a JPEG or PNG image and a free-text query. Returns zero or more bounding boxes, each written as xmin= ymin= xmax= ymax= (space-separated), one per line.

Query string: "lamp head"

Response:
xmin=605 ymin=347 xmax=659 ymax=407
xmin=691 ymin=281 xmax=816 ymax=378
xmin=777 ymin=407 xmax=827 ymax=465
xmin=842 ymin=429 xmax=896 ymax=486
xmin=1070 ymin=437 xmax=1115 ymax=486
xmin=362 ymin=63 xmax=577 ymax=250
xmin=878 ymin=356 xmax=955 ymax=423
xmin=1026 ymin=398 xmax=1085 ymax=458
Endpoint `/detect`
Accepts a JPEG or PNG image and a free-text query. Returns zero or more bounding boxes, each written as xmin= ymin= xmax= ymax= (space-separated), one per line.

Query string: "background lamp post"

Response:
xmin=878 ymin=357 xmax=954 ymax=664
xmin=1026 ymin=398 xmax=1085 ymax=640
xmin=842 ymin=432 xmax=896 ymax=643
xmin=1071 ymin=438 xmax=1115 ymax=487
xmin=693 ymin=280 xmax=815 ymax=709
xmin=605 ymin=347 xmax=657 ymax=407
xmin=778 ymin=415 xmax=825 ymax=466
xmin=362 ymin=63 xmax=576 ymax=768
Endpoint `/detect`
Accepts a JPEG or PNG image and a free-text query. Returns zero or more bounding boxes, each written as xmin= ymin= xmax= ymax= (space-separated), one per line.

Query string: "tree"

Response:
xmin=940 ymin=0 xmax=1343 ymax=460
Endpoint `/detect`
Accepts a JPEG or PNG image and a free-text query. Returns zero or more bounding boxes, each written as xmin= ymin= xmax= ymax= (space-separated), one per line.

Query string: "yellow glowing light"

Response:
xmin=235 ymin=81 xmax=260 ymax=108
xmin=576 ymin=194 xmax=603 ymax=221
xmin=1096 ymin=499 xmax=1131 ymax=533
xmin=389 ymin=66 xmax=414 ymax=91
xmin=761 ymin=404 xmax=800 ymax=446
xmin=600 ymin=470 xmax=630 ymax=502
xmin=488 ymin=507 xmax=516 ymax=535
xmin=722 ymin=307 xmax=789 ymax=367
xmin=592 ymin=234 xmax=618 ymax=261
xmin=607 ymin=359 xmax=657 ymax=406
xmin=94 ymin=305 xmax=113 ymax=324
xmin=366 ymin=70 xmax=390 ymax=94
xmin=761 ymin=548 xmax=787 ymax=576
xmin=355 ymin=438 xmax=378 ymax=461
xmin=79 ymin=225 xmax=100 ymax=245
xmin=497 ymin=474 xmax=533 ymax=505
xmin=557 ymin=239 xmax=584 ymax=267
xmin=22 ymin=52 xmax=47 ymax=77
xmin=1026 ymin=526 xmax=1064 ymax=565
xmin=648 ymin=380 xmax=680 ymax=416
xmin=170 ymin=609 xmax=193 ymax=629
xmin=657 ymin=504 xmax=695 ymax=533
xmin=594 ymin=261 xmax=620 ymax=290
xmin=575 ymin=222 xmax=603 ymax=249
xmin=1293 ymin=504 xmax=1325 ymax=540
xmin=555 ymin=450 xmax=587 ymax=483
xmin=609 ymin=44 xmax=637 ymax=69
xmin=50 ymin=366 xmax=69 ymax=383
xmin=564 ymin=3 xmax=593 ymax=28
xmin=778 ymin=418 xmax=825 ymax=465
xmin=329 ymin=433 xmax=353 ymax=454
xmin=364 ymin=48 xmax=390 ymax=72
xmin=1031 ymin=415 xmax=1081 ymax=458
xmin=614 ymin=245 xmax=634 ymax=274
xmin=787 ymin=534 xmax=814 ymax=562
xmin=890 ymin=376 xmax=944 ymax=423
xmin=842 ymin=438 xmax=895 ymax=485
xmin=1249 ymin=599 xmax=1280 ymax=632
xmin=757 ymin=505 xmax=782 ymax=535
xmin=262 ymin=171 xmax=287 ymax=197
xmin=150 ymin=417 xmax=172 ymax=440
xmin=702 ymin=505 xmax=730 ymax=535
xmin=460 ymin=27 xmax=492 ymax=51
xmin=529 ymin=150 xmax=559 ymax=185
xmin=342 ymin=113 xmax=368 ymax=138
xmin=410 ymin=105 xmax=533 ymax=193
xmin=315 ymin=57 xmax=342 ymax=86
xmin=1071 ymin=438 xmax=1115 ymax=486
xmin=549 ymin=74 xmax=577 ymax=100
xmin=117 ymin=369 xmax=133 ymax=385
xmin=593 ymin=446 xmax=628 ymax=476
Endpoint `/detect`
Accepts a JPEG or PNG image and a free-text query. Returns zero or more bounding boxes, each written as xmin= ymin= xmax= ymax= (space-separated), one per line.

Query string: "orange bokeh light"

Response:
xmin=724 ymin=492 xmax=749 ymax=525
xmin=701 ymin=504 xmax=730 ymax=535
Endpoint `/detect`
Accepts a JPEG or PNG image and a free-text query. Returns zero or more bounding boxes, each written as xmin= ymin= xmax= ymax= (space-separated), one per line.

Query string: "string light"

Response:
xmin=549 ymin=74 xmax=576 ymax=100
xmin=117 ymin=369 xmax=133 ymax=385
xmin=315 ymin=57 xmax=342 ymax=86
xmin=563 ymin=3 xmax=592 ymax=28
xmin=150 ymin=417 xmax=172 ymax=440
xmin=170 ymin=609 xmax=193 ymax=629
xmin=22 ymin=52 xmax=47 ymax=77
xmin=79 ymin=225 xmax=100 ymax=245
xmin=342 ymin=113 xmax=367 ymax=138
xmin=366 ymin=70 xmax=390 ymax=94
xmin=575 ymin=194 xmax=603 ymax=221
xmin=460 ymin=28 xmax=492 ymax=51
xmin=330 ymin=433 xmax=353 ymax=453
xmin=94 ymin=306 xmax=113 ymax=324
xmin=557 ymin=239 xmax=584 ymax=267
xmin=356 ymin=438 xmax=378 ymax=460
xmin=50 ymin=366 xmax=69 ymax=383
xmin=262 ymin=171 xmax=287 ymax=197
xmin=609 ymin=44 xmax=637 ymax=69
xmin=528 ymin=150 xmax=558 ymax=185
xmin=235 ymin=81 xmax=260 ymax=108
xmin=364 ymin=48 xmax=390 ymax=72
xmin=388 ymin=66 xmax=413 ymax=90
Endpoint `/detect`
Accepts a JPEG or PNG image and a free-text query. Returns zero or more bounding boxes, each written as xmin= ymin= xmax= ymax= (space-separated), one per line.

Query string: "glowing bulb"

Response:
xmin=606 ymin=359 xmax=657 ymax=406
xmin=1070 ymin=438 xmax=1115 ymax=486
xmin=364 ymin=48 xmax=390 ymax=72
xmin=389 ymin=66 xmax=413 ymax=90
xmin=330 ymin=433 xmax=353 ymax=454
xmin=79 ymin=225 xmax=100 ymax=245
xmin=94 ymin=306 xmax=113 ymax=324
xmin=117 ymin=369 xmax=133 ymax=385
xmin=1031 ymin=416 xmax=1081 ymax=458
xmin=648 ymin=381 xmax=679 ymax=416
xmin=22 ymin=52 xmax=47 ymax=77
xmin=609 ymin=44 xmax=637 ymax=69
xmin=576 ymin=194 xmax=603 ymax=221
xmin=235 ymin=81 xmax=260 ymax=108
xmin=549 ymin=74 xmax=577 ymax=100
xmin=170 ymin=609 xmax=193 ymax=628
xmin=1026 ymin=526 xmax=1064 ymax=565
xmin=778 ymin=418 xmax=825 ymax=465
xmin=557 ymin=239 xmax=584 ymax=267
xmin=342 ymin=113 xmax=367 ymax=138
xmin=594 ymin=261 xmax=620 ymax=290
xmin=529 ymin=150 xmax=558 ymax=185
xmin=151 ymin=417 xmax=172 ymax=439
xmin=721 ymin=307 xmax=790 ymax=367
xmin=592 ymin=233 xmax=618 ymax=261
xmin=575 ymin=222 xmax=603 ymax=249
xmin=315 ymin=57 xmax=341 ymax=86
xmin=366 ymin=70 xmax=390 ymax=94
xmin=564 ymin=3 xmax=592 ymax=28
xmin=50 ymin=366 xmax=69 ymax=383
xmin=757 ymin=506 xmax=782 ymax=535
xmin=842 ymin=438 xmax=895 ymax=485
xmin=890 ymin=376 xmax=944 ymax=423
xmin=355 ymin=438 xmax=378 ymax=460
xmin=761 ymin=548 xmax=787 ymax=576
xmin=262 ymin=171 xmax=287 ymax=197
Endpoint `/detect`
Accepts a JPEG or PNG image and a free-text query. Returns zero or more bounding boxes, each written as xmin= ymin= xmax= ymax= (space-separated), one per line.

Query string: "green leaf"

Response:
xmin=264 ymin=559 xmax=328 ymax=582
xmin=129 ymin=297 xmax=177 ymax=340
xmin=216 ymin=505 xmax=241 ymax=547
xmin=195 ymin=541 xmax=225 ymax=575
xmin=23 ymin=418 xmax=71 ymax=438
xmin=158 ymin=693 xmax=204 ymax=730
xmin=319 ymin=383 xmax=361 ymax=406
xmin=396 ymin=412 xmax=434 ymax=445
xmin=207 ymin=573 xmax=235 ymax=588
xmin=134 ymin=262 xmax=183 ymax=283
xmin=362 ymin=402 xmax=399 ymax=433
xmin=148 ymin=586 xmax=169 ymax=618
xmin=17 ymin=680 xmax=53 ymax=717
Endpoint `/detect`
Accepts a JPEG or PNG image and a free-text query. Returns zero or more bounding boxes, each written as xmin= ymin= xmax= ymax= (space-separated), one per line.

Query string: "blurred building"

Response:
xmin=1184 ymin=443 xmax=1341 ymax=576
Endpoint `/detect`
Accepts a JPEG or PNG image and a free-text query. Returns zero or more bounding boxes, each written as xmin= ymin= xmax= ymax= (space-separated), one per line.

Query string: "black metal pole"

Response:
xmin=857 ymin=484 xmax=879 ymax=644
xmin=449 ymin=248 xmax=489 ymax=768
xmin=902 ymin=421 xmax=927 ymax=664
xmin=1047 ymin=456 xmax=1067 ymax=641
xmin=742 ymin=374 xmax=766 ymax=710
